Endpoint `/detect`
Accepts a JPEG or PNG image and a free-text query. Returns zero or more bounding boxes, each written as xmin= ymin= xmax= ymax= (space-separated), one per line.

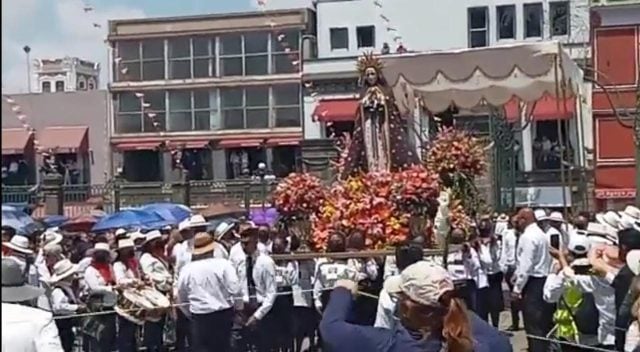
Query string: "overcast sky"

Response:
xmin=1 ymin=0 xmax=312 ymax=93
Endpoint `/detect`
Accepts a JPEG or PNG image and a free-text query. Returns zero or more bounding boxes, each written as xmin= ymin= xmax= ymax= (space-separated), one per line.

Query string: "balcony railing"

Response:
xmin=591 ymin=0 xmax=640 ymax=6
xmin=516 ymin=168 xmax=589 ymax=186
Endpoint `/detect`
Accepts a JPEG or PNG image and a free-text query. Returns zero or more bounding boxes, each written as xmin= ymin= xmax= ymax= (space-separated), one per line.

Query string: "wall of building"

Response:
xmin=1 ymin=90 xmax=109 ymax=184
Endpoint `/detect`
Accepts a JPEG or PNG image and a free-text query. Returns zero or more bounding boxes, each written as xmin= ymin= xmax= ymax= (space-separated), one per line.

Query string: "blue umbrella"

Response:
xmin=140 ymin=203 xmax=192 ymax=224
xmin=41 ymin=215 xmax=69 ymax=228
xmin=91 ymin=209 xmax=164 ymax=233
xmin=2 ymin=205 xmax=39 ymax=235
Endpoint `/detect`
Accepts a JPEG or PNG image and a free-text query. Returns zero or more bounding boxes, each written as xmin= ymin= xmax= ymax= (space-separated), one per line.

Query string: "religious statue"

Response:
xmin=340 ymin=52 xmax=420 ymax=178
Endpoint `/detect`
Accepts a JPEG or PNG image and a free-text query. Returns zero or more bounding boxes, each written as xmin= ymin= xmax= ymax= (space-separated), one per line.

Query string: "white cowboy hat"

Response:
xmin=180 ymin=215 xmax=209 ymax=231
xmin=568 ymin=235 xmax=590 ymax=255
xmin=596 ymin=211 xmax=622 ymax=231
xmin=214 ymin=221 xmax=237 ymax=241
xmin=46 ymin=259 xmax=79 ymax=283
xmin=141 ymin=230 xmax=162 ymax=246
xmin=93 ymin=242 xmax=111 ymax=252
xmin=621 ymin=206 xmax=640 ymax=220
xmin=117 ymin=239 xmax=135 ymax=250
xmin=128 ymin=229 xmax=146 ymax=241
xmin=548 ymin=212 xmax=565 ymax=223
xmin=627 ymin=250 xmax=640 ymax=276
xmin=586 ymin=222 xmax=618 ymax=246
xmin=534 ymin=209 xmax=548 ymax=221
xmin=2 ymin=235 xmax=33 ymax=255
xmin=41 ymin=231 xmax=63 ymax=247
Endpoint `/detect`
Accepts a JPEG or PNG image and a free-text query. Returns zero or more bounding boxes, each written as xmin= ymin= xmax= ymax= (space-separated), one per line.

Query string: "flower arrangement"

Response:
xmin=330 ymin=132 xmax=353 ymax=175
xmin=311 ymin=172 xmax=412 ymax=251
xmin=273 ymin=172 xmax=326 ymax=220
xmin=425 ymin=127 xmax=486 ymax=178
xmin=448 ymin=199 xmax=473 ymax=238
xmin=392 ymin=165 xmax=440 ymax=216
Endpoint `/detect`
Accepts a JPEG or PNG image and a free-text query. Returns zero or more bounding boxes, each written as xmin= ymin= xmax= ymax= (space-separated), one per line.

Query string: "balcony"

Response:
xmin=516 ymin=168 xmax=587 ymax=186
xmin=591 ymin=0 xmax=640 ymax=7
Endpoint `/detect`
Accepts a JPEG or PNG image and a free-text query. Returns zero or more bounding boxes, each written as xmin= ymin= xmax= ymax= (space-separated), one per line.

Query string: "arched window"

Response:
xmin=77 ymin=76 xmax=87 ymax=90
xmin=87 ymin=78 xmax=96 ymax=90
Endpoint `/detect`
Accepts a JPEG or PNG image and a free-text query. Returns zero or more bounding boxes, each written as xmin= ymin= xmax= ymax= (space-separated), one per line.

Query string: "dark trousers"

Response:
xmin=456 ymin=279 xmax=478 ymax=312
xmin=192 ymin=308 xmax=234 ymax=352
xmin=522 ymin=277 xmax=555 ymax=352
xmin=175 ymin=308 xmax=192 ymax=351
xmin=55 ymin=318 xmax=76 ymax=352
xmin=231 ymin=306 xmax=271 ymax=352
xmin=270 ymin=288 xmax=294 ymax=351
xmin=505 ymin=266 xmax=521 ymax=328
xmin=477 ymin=272 xmax=504 ymax=328
xmin=144 ymin=316 xmax=165 ymax=352
xmin=292 ymin=306 xmax=319 ymax=352
xmin=82 ymin=314 xmax=116 ymax=352
xmin=117 ymin=315 xmax=138 ymax=352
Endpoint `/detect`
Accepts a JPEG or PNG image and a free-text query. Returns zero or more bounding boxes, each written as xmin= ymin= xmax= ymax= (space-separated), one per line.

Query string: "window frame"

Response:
xmin=467 ymin=7 xmax=489 ymax=48
xmin=140 ymin=39 xmax=166 ymax=81
xmin=271 ymin=30 xmax=300 ymax=74
xmin=272 ymin=84 xmax=301 ymax=128
xmin=55 ymin=81 xmax=65 ymax=92
xmin=192 ymin=36 xmax=216 ymax=78
xmin=42 ymin=81 xmax=51 ymax=93
xmin=329 ymin=27 xmax=349 ymax=50
xmin=167 ymin=37 xmax=193 ymax=80
xmin=523 ymin=3 xmax=544 ymax=39
xmin=356 ymin=25 xmax=376 ymax=49
xmin=496 ymin=5 xmax=517 ymax=40
xmin=549 ymin=1 xmax=570 ymax=37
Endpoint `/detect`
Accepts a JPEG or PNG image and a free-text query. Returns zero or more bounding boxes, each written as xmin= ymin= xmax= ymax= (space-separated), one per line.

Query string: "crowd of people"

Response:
xmin=1 ymin=205 xmax=640 ymax=352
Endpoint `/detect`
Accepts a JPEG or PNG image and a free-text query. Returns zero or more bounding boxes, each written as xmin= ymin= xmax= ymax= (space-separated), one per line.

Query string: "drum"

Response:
xmin=116 ymin=287 xmax=171 ymax=325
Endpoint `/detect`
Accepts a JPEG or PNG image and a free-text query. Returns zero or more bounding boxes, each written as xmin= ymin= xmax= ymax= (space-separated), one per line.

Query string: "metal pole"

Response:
xmin=557 ymin=120 xmax=568 ymax=217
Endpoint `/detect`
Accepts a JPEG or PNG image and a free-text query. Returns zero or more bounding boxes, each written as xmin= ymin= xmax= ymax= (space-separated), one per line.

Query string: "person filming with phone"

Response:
xmin=543 ymin=233 xmax=616 ymax=350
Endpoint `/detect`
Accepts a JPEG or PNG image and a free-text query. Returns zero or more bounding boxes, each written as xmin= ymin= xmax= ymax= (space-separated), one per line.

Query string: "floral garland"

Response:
xmin=425 ymin=127 xmax=486 ymax=178
xmin=273 ymin=173 xmax=326 ymax=221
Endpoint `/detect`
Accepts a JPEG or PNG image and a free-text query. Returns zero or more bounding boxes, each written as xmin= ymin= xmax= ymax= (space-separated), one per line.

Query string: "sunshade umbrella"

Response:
xmin=91 ymin=209 xmax=164 ymax=233
xmin=40 ymin=215 xmax=69 ymax=229
xmin=250 ymin=208 xmax=279 ymax=227
xmin=141 ymin=203 xmax=192 ymax=224
xmin=2 ymin=205 xmax=39 ymax=236
xmin=60 ymin=214 xmax=100 ymax=233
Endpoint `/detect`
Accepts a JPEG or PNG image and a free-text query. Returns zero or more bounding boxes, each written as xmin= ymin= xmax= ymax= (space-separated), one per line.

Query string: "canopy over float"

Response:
xmin=380 ymin=41 xmax=584 ymax=115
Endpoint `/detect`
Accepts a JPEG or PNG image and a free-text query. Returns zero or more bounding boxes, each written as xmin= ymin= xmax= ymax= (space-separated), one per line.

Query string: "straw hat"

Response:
xmin=47 ymin=259 xmax=79 ymax=283
xmin=534 ymin=209 xmax=548 ymax=221
xmin=596 ymin=211 xmax=622 ymax=231
xmin=214 ymin=221 xmax=237 ymax=241
xmin=41 ymin=231 xmax=63 ymax=247
xmin=93 ymin=242 xmax=111 ymax=252
xmin=192 ymin=232 xmax=217 ymax=256
xmin=141 ymin=230 xmax=162 ymax=246
xmin=2 ymin=235 xmax=33 ymax=255
xmin=178 ymin=215 xmax=209 ymax=231
xmin=548 ymin=212 xmax=565 ymax=223
xmin=620 ymin=206 xmax=640 ymax=220
xmin=117 ymin=239 xmax=135 ymax=251
xmin=626 ymin=250 xmax=640 ymax=276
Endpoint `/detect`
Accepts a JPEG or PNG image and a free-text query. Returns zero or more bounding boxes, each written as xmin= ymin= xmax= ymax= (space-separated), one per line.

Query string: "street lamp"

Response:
xmin=257 ymin=162 xmax=267 ymax=210
xmin=23 ymin=45 xmax=31 ymax=93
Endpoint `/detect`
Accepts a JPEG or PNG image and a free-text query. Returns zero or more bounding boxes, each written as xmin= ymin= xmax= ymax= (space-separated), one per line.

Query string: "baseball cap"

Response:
xmin=568 ymin=235 xmax=590 ymax=255
xmin=384 ymin=261 xmax=455 ymax=307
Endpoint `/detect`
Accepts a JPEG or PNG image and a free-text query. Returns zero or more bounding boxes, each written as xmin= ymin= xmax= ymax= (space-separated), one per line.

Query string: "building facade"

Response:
xmin=107 ymin=9 xmax=314 ymax=183
xmin=1 ymin=90 xmax=109 ymax=186
xmin=32 ymin=57 xmax=100 ymax=94
xmin=302 ymin=0 xmax=593 ymax=209
xmin=590 ymin=0 xmax=639 ymax=209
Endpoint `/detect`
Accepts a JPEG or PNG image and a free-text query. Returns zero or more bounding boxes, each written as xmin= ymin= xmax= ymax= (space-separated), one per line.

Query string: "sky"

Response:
xmin=1 ymin=0 xmax=311 ymax=93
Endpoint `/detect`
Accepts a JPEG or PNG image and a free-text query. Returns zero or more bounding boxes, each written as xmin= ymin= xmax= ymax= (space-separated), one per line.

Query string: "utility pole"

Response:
xmin=23 ymin=45 xmax=31 ymax=93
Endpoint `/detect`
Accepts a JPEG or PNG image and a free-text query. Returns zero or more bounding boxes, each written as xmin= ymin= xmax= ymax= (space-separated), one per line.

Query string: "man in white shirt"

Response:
xmin=177 ymin=232 xmax=241 ymax=352
xmin=229 ymin=226 xmax=277 ymax=352
xmin=499 ymin=216 xmax=520 ymax=330
xmin=513 ymin=208 xmax=554 ymax=352
xmin=2 ymin=257 xmax=64 ymax=352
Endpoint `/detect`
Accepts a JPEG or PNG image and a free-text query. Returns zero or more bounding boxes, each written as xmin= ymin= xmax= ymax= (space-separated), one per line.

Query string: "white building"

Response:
xmin=32 ymin=57 xmax=100 ymax=93
xmin=302 ymin=0 xmax=592 ymax=208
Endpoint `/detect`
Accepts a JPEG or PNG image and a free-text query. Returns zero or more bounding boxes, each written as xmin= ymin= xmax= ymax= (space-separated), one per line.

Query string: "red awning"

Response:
xmin=313 ymin=99 xmax=359 ymax=122
xmin=114 ymin=141 xmax=161 ymax=151
xmin=2 ymin=129 xmax=33 ymax=155
xmin=169 ymin=140 xmax=211 ymax=149
xmin=40 ymin=126 xmax=89 ymax=154
xmin=595 ymin=188 xmax=636 ymax=199
xmin=504 ymin=95 xmax=575 ymax=123
xmin=266 ymin=137 xmax=300 ymax=147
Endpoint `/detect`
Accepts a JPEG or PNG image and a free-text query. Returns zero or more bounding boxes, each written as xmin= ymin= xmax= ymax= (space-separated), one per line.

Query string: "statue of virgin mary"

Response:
xmin=340 ymin=52 xmax=420 ymax=178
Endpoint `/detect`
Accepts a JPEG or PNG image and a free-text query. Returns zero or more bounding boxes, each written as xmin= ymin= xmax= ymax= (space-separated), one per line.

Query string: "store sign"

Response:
xmin=595 ymin=188 xmax=636 ymax=199
xmin=501 ymin=186 xmax=572 ymax=207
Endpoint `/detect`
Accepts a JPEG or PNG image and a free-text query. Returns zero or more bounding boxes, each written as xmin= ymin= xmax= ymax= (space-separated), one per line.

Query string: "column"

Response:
xmin=521 ymin=103 xmax=533 ymax=172
xmin=303 ymin=95 xmax=321 ymax=139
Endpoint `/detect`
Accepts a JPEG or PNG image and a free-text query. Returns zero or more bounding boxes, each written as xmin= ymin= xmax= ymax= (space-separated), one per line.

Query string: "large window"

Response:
xmin=220 ymin=34 xmax=244 ymax=77
xmin=221 ymin=87 xmax=269 ymax=129
xmin=524 ymin=3 xmax=543 ymax=38
xmin=116 ymin=40 xmax=165 ymax=81
xmin=168 ymin=89 xmax=218 ymax=131
xmin=273 ymin=84 xmax=300 ymax=127
xmin=496 ymin=5 xmax=516 ymax=40
xmin=468 ymin=7 xmax=489 ymax=48
xmin=221 ymin=88 xmax=244 ymax=129
xmin=168 ymin=38 xmax=191 ymax=79
xmin=549 ymin=1 xmax=570 ymax=37
xmin=115 ymin=91 xmax=166 ymax=133
xmin=272 ymin=30 xmax=300 ymax=74
xmin=244 ymin=32 xmax=269 ymax=76
xmin=193 ymin=37 xmax=215 ymax=78
xmin=357 ymin=26 xmax=375 ymax=48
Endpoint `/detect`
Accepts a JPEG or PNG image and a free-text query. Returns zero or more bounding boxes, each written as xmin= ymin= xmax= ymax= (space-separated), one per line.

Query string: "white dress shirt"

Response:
xmin=447 ymin=247 xmax=482 ymax=285
xmin=375 ymin=277 xmax=398 ymax=330
xmin=177 ymin=257 xmax=241 ymax=315
xmin=292 ymin=260 xmax=315 ymax=308
xmin=1 ymin=303 xmax=64 ymax=352
xmin=313 ymin=259 xmax=359 ymax=311
xmin=83 ymin=265 xmax=117 ymax=306
xmin=113 ymin=261 xmax=139 ymax=286
xmin=383 ymin=255 xmax=398 ymax=280
xmin=229 ymin=249 xmax=277 ymax=321
xmin=478 ymin=241 xmax=501 ymax=276
xmin=50 ymin=284 xmax=80 ymax=316
xmin=140 ymin=253 xmax=172 ymax=293
xmin=514 ymin=223 xmax=552 ymax=294
xmin=275 ymin=261 xmax=299 ymax=288
xmin=543 ymin=268 xmax=616 ymax=346
xmin=347 ymin=258 xmax=378 ymax=282
xmin=499 ymin=229 xmax=518 ymax=272
xmin=34 ymin=250 xmax=51 ymax=283
xmin=257 ymin=241 xmax=272 ymax=255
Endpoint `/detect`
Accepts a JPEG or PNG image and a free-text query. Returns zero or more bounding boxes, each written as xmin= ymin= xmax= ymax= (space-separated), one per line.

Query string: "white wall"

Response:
xmin=316 ymin=0 xmax=590 ymax=58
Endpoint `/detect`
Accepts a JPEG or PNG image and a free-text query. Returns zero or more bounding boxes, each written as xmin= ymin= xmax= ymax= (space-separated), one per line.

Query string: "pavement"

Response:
xmin=497 ymin=310 xmax=528 ymax=351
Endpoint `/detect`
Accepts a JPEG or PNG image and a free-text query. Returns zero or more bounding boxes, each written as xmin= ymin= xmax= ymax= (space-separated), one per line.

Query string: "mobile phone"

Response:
xmin=572 ymin=264 xmax=592 ymax=275
xmin=550 ymin=234 xmax=560 ymax=250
